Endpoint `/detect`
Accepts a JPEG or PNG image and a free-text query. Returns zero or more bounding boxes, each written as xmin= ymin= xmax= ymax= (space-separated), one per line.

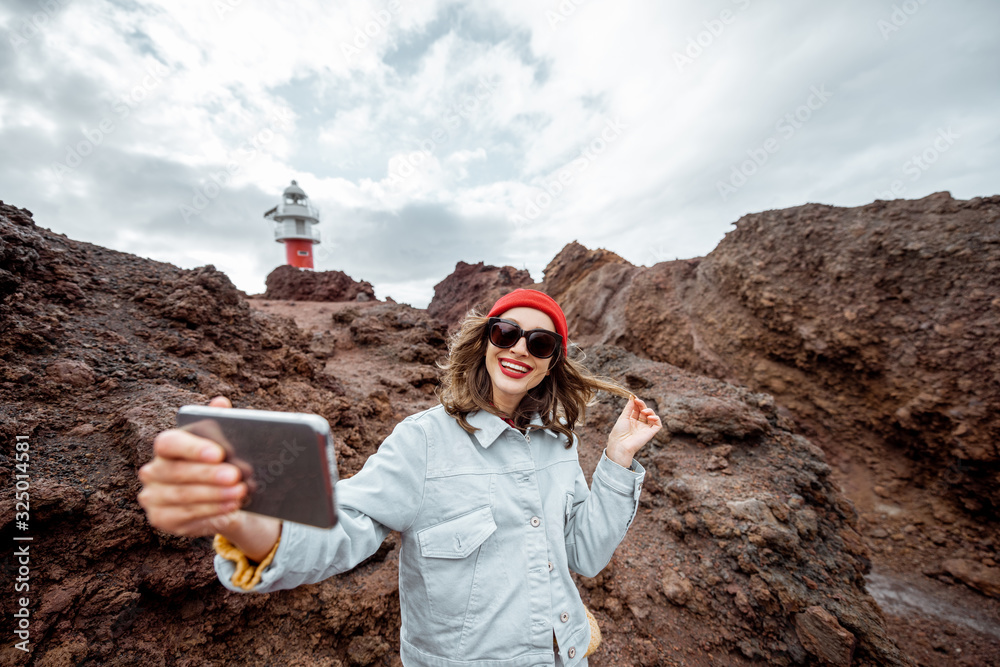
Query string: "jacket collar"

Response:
xmin=467 ymin=410 xmax=552 ymax=449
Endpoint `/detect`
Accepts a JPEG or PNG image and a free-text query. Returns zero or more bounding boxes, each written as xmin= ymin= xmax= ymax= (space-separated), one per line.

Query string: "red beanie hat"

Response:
xmin=486 ymin=289 xmax=569 ymax=354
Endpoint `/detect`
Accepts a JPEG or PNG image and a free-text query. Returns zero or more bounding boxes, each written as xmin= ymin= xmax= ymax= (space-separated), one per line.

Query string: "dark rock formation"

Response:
xmin=573 ymin=346 xmax=910 ymax=666
xmin=541 ymin=193 xmax=1000 ymax=516
xmin=427 ymin=260 xmax=533 ymax=329
xmin=259 ymin=264 xmax=376 ymax=302
xmin=794 ymin=606 xmax=857 ymax=667
xmin=0 ymin=201 xmax=411 ymax=665
xmin=7 ymin=193 xmax=999 ymax=665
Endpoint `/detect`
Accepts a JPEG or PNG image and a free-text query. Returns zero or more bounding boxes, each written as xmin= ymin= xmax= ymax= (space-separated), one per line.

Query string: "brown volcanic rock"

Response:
xmin=681 ymin=193 xmax=999 ymax=477
xmin=930 ymin=559 xmax=1000 ymax=598
xmin=574 ymin=346 xmax=910 ymax=666
xmin=427 ymin=260 xmax=533 ymax=329
xmin=0 ymin=201 xmax=435 ymax=665
xmin=538 ymin=242 xmax=640 ymax=345
xmin=794 ymin=606 xmax=857 ymax=666
xmin=260 ymin=264 xmax=376 ymax=302
xmin=539 ymin=245 xmax=716 ymax=372
xmin=551 ymin=193 xmax=1000 ymax=515
xmin=538 ymin=241 xmax=632 ymax=303
xmin=7 ymin=197 xmax=991 ymax=665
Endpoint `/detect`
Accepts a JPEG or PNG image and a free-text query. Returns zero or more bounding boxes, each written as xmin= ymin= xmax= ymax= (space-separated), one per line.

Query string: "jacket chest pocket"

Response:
xmin=417 ymin=506 xmax=498 ymax=622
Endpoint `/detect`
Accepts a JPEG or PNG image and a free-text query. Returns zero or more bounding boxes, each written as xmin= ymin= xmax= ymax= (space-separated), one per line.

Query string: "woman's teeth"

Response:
xmin=501 ymin=360 xmax=531 ymax=373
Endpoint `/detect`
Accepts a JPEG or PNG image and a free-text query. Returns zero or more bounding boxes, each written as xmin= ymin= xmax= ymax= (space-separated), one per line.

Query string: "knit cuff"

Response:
xmin=213 ymin=534 xmax=281 ymax=591
xmin=554 ymin=606 xmax=602 ymax=658
xmin=584 ymin=606 xmax=602 ymax=657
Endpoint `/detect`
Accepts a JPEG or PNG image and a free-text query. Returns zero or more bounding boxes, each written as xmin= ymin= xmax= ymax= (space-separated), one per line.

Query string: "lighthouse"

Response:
xmin=263 ymin=180 xmax=321 ymax=269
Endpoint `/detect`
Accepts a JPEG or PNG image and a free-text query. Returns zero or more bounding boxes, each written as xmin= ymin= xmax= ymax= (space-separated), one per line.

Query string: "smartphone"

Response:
xmin=176 ymin=405 xmax=339 ymax=529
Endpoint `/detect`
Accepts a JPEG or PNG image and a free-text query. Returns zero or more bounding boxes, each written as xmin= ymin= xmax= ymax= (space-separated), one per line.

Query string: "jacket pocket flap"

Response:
xmin=418 ymin=505 xmax=497 ymax=559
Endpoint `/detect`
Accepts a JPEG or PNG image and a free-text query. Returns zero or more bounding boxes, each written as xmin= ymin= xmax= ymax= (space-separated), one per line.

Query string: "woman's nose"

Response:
xmin=510 ymin=335 xmax=530 ymax=355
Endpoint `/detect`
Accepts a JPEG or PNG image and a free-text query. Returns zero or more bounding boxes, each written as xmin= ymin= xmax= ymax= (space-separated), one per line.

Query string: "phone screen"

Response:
xmin=177 ymin=406 xmax=339 ymax=529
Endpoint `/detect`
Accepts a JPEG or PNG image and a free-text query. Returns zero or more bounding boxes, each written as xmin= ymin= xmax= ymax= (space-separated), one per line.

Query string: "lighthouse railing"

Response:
xmin=274 ymin=227 xmax=320 ymax=242
xmin=273 ymin=201 xmax=320 ymax=220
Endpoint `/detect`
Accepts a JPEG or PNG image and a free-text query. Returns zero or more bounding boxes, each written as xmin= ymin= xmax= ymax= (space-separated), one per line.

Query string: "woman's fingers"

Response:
xmin=607 ymin=396 xmax=663 ymax=466
xmin=137 ymin=396 xmax=240 ymax=537
xmin=145 ymin=502 xmax=243 ymax=536
xmin=640 ymin=407 xmax=661 ymax=429
xmin=208 ymin=395 xmax=232 ymax=408
xmin=152 ymin=428 xmax=227 ymax=463
xmin=140 ymin=456 xmax=241 ymax=486
xmin=138 ymin=481 xmax=245 ymax=509
xmin=623 ymin=396 xmax=660 ymax=426
xmin=183 ymin=512 xmax=243 ymax=537
xmin=621 ymin=395 xmax=648 ymax=421
xmin=619 ymin=395 xmax=636 ymax=418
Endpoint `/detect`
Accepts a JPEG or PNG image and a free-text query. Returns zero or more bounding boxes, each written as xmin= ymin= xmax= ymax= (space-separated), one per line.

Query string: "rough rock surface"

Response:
xmin=0 ymin=202 xmax=427 ymax=666
xmin=434 ymin=192 xmax=1000 ymax=665
xmin=2 ymin=196 xmax=996 ymax=666
xmin=794 ymin=606 xmax=856 ymax=667
xmin=574 ymin=346 xmax=908 ymax=666
xmin=427 ymin=260 xmax=533 ymax=329
xmin=540 ymin=193 xmax=1000 ymax=517
xmin=259 ymin=264 xmax=376 ymax=302
xmin=928 ymin=559 xmax=1000 ymax=599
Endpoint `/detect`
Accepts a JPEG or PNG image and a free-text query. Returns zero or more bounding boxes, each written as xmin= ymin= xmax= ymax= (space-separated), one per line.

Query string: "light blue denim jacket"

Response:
xmin=215 ymin=405 xmax=645 ymax=667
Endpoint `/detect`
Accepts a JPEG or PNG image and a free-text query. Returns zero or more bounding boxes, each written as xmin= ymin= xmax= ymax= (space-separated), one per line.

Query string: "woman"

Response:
xmin=138 ymin=289 xmax=661 ymax=666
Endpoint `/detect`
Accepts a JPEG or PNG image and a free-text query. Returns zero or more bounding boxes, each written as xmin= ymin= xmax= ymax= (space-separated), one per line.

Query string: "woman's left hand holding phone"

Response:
xmin=138 ymin=396 xmax=282 ymax=562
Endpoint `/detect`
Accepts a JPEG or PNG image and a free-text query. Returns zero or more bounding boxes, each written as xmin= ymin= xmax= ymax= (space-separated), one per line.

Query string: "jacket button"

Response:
xmin=567 ymin=647 xmax=576 ymax=659
xmin=560 ymin=612 xmax=569 ymax=622
xmin=530 ymin=516 xmax=540 ymax=527
xmin=547 ymin=561 xmax=553 ymax=571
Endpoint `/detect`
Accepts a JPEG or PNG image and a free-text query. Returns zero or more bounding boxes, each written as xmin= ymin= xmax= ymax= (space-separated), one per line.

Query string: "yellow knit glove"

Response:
xmin=213 ymin=534 xmax=281 ymax=591
xmin=584 ymin=606 xmax=602 ymax=657
xmin=554 ymin=606 xmax=602 ymax=658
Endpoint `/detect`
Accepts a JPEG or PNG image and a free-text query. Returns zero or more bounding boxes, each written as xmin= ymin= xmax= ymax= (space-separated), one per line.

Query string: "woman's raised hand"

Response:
xmin=605 ymin=395 xmax=662 ymax=470
xmin=137 ymin=396 xmax=248 ymax=538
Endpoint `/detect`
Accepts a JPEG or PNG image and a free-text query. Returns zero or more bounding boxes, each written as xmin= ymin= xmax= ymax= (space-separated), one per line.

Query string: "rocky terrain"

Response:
xmin=533 ymin=193 xmax=1000 ymax=514
xmin=0 ymin=192 xmax=997 ymax=666
xmin=430 ymin=192 xmax=1000 ymax=665
xmin=259 ymin=264 xmax=376 ymax=302
xmin=427 ymin=260 xmax=533 ymax=329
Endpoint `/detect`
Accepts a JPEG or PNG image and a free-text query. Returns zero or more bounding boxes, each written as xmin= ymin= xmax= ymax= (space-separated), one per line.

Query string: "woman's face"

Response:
xmin=485 ymin=306 xmax=556 ymax=415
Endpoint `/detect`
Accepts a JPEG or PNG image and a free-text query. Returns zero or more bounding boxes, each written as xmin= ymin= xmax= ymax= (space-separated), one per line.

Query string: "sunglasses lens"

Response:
xmin=488 ymin=318 xmax=560 ymax=358
xmin=489 ymin=320 xmax=521 ymax=348
xmin=526 ymin=332 xmax=557 ymax=359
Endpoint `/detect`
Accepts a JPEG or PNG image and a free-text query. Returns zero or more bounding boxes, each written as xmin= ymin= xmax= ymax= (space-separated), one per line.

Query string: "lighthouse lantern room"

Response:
xmin=263 ymin=180 xmax=321 ymax=269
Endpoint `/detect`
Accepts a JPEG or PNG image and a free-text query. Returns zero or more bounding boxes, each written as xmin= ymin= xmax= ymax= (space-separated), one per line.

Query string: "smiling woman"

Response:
xmin=137 ymin=288 xmax=662 ymax=666
xmin=438 ymin=289 xmax=635 ymax=453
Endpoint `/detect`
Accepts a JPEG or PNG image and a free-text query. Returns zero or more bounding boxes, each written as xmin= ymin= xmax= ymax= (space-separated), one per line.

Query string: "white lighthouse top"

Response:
xmin=283 ymin=179 xmax=307 ymax=198
xmin=264 ymin=179 xmax=319 ymax=224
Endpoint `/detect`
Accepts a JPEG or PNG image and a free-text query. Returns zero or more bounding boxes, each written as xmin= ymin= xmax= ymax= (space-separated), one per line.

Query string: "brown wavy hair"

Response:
xmin=436 ymin=312 xmax=630 ymax=446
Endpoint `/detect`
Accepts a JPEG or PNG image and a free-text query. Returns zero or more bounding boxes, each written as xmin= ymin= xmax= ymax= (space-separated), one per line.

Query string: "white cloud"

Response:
xmin=1 ymin=0 xmax=998 ymax=309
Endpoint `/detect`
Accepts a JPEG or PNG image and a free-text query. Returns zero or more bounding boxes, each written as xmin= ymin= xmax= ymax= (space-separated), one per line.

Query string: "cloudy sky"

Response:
xmin=2 ymin=0 xmax=998 ymax=307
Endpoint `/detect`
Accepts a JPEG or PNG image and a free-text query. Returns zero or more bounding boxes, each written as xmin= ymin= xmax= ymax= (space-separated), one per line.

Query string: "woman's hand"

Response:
xmin=606 ymin=395 xmax=662 ymax=470
xmin=137 ymin=396 xmax=281 ymax=561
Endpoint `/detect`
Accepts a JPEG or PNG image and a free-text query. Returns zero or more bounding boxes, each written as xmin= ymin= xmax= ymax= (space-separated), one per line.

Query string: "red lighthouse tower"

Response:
xmin=264 ymin=180 xmax=321 ymax=269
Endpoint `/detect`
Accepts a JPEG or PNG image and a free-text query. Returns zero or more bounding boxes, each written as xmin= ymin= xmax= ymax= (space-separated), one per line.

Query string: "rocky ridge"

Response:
xmin=2 ymin=193 xmax=996 ymax=665
xmin=536 ymin=193 xmax=1000 ymax=517
xmin=259 ymin=264 xmax=376 ymax=302
xmin=426 ymin=260 xmax=533 ymax=329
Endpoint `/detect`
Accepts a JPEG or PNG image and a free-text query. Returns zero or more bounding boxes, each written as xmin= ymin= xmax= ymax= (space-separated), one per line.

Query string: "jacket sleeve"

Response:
xmin=564 ymin=447 xmax=645 ymax=577
xmin=215 ymin=416 xmax=428 ymax=593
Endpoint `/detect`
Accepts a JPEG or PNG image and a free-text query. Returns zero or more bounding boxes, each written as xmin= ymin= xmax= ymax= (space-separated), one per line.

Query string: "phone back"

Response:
xmin=177 ymin=406 xmax=338 ymax=529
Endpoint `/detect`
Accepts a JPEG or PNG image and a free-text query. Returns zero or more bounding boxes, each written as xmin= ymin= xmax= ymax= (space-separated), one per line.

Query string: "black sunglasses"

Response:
xmin=486 ymin=317 xmax=562 ymax=359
